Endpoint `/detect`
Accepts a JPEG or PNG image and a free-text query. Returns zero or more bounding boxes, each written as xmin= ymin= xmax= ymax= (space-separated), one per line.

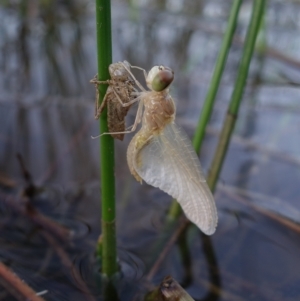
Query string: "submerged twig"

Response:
xmin=0 ymin=192 xmax=71 ymax=241
xmin=196 ymin=277 xmax=242 ymax=301
xmin=17 ymin=153 xmax=37 ymax=197
xmin=146 ymin=218 xmax=189 ymax=282
xmin=0 ymin=262 xmax=46 ymax=301
xmin=0 ymin=172 xmax=16 ymax=189
xmin=220 ymin=185 xmax=300 ymax=233
xmin=41 ymin=231 xmax=97 ymax=301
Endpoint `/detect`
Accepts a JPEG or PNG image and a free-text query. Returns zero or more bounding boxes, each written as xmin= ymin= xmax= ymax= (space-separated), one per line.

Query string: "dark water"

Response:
xmin=0 ymin=0 xmax=300 ymax=300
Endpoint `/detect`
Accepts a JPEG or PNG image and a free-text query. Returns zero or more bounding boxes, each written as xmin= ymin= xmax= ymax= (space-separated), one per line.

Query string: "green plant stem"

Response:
xmin=193 ymin=0 xmax=243 ymax=152
xmin=207 ymin=0 xmax=266 ymax=192
xmin=167 ymin=0 xmax=242 ymax=220
xmin=95 ymin=0 xmax=117 ymax=276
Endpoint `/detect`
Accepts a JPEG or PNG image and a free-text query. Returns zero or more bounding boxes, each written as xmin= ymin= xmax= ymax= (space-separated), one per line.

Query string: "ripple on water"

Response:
xmin=70 ymin=248 xmax=145 ymax=298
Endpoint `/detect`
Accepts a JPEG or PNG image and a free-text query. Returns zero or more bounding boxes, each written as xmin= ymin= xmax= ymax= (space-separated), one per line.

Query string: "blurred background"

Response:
xmin=0 ymin=0 xmax=300 ymax=300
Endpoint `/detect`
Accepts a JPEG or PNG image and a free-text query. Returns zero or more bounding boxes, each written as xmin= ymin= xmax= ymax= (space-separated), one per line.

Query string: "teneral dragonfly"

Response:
xmin=90 ymin=61 xmax=136 ymax=140
xmin=98 ymin=62 xmax=218 ymax=235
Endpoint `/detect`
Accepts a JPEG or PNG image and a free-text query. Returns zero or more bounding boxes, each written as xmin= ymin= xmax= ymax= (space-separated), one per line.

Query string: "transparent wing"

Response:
xmin=134 ymin=123 xmax=217 ymax=235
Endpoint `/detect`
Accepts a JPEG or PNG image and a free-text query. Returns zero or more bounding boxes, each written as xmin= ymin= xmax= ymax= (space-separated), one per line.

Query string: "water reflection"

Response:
xmin=0 ymin=0 xmax=92 ymax=96
xmin=0 ymin=0 xmax=300 ymax=300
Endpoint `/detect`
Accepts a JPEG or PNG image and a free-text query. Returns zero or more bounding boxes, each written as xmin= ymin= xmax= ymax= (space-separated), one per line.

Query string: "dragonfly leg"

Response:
xmin=89 ymin=73 xmax=111 ymax=85
xmin=91 ymin=99 xmax=144 ymax=139
xmin=126 ymin=64 xmax=148 ymax=83
xmin=120 ymin=62 xmax=146 ymax=92
xmin=124 ymin=99 xmax=144 ymax=130
xmin=91 ymin=76 xmax=111 ymax=119
xmin=111 ymin=87 xmax=142 ymax=107
xmin=90 ymin=79 xmax=110 ymax=85
xmin=94 ymin=89 xmax=108 ymax=119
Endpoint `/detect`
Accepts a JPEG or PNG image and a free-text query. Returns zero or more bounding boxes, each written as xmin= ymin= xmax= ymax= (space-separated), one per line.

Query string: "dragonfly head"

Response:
xmin=147 ymin=66 xmax=174 ymax=91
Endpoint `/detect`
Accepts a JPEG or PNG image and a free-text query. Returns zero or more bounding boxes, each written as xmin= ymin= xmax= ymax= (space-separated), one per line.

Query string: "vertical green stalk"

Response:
xmin=207 ymin=0 xmax=266 ymax=192
xmin=95 ymin=0 xmax=117 ymax=276
xmin=193 ymin=0 xmax=243 ymax=152
xmin=168 ymin=0 xmax=242 ymax=219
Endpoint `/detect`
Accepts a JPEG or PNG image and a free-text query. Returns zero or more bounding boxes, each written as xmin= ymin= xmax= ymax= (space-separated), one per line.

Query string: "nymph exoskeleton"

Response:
xmin=90 ymin=61 xmax=137 ymax=140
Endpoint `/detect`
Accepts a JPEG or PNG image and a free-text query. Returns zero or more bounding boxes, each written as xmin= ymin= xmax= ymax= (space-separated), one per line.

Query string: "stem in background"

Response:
xmin=95 ymin=0 xmax=117 ymax=276
xmin=207 ymin=0 xmax=266 ymax=191
xmin=193 ymin=0 xmax=243 ymax=153
xmin=148 ymin=0 xmax=265 ymax=289
xmin=167 ymin=0 xmax=242 ymax=219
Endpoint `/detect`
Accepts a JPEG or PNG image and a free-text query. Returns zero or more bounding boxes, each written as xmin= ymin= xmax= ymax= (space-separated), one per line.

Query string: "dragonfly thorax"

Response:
xmin=142 ymin=91 xmax=175 ymax=134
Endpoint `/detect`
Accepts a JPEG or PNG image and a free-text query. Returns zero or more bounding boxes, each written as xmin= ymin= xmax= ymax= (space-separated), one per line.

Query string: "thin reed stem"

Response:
xmin=193 ymin=0 xmax=243 ymax=153
xmin=95 ymin=0 xmax=117 ymax=276
xmin=207 ymin=0 xmax=266 ymax=191
xmin=168 ymin=0 xmax=242 ymax=219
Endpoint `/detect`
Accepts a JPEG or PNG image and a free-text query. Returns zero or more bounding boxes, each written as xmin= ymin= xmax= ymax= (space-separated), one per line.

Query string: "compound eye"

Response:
xmin=151 ymin=67 xmax=174 ymax=91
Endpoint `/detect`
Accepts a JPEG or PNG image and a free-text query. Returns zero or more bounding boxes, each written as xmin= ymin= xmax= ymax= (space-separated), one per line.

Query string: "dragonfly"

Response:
xmin=90 ymin=61 xmax=137 ymax=140
xmin=98 ymin=61 xmax=218 ymax=235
